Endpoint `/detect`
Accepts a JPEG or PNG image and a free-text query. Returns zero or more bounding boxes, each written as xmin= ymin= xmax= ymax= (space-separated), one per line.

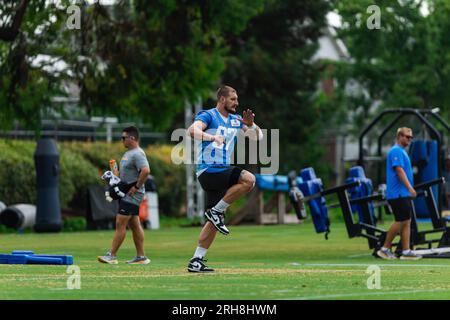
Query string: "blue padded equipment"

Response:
xmin=255 ymin=174 xmax=303 ymax=192
xmin=0 ymin=250 xmax=73 ymax=265
xmin=345 ymin=166 xmax=375 ymax=223
xmin=299 ymin=167 xmax=330 ymax=238
xmin=409 ymin=140 xmax=439 ymax=218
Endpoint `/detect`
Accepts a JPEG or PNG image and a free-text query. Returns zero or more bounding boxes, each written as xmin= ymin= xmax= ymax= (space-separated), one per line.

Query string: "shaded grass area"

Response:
xmin=2 ymin=221 xmax=450 ymax=300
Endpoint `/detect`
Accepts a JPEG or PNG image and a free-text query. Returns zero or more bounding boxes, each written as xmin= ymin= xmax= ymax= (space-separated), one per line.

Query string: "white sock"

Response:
xmin=381 ymin=247 xmax=389 ymax=251
xmin=193 ymin=247 xmax=207 ymax=259
xmin=402 ymin=249 xmax=411 ymax=255
xmin=213 ymin=199 xmax=230 ymax=213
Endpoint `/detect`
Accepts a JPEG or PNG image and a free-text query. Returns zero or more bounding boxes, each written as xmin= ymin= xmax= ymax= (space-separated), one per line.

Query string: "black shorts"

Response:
xmin=388 ymin=198 xmax=413 ymax=222
xmin=118 ymin=199 xmax=140 ymax=216
xmin=198 ymin=166 xmax=244 ymax=209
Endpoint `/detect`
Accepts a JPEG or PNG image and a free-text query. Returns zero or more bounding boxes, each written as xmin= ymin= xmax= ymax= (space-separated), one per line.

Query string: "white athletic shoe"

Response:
xmin=376 ymin=248 xmax=397 ymax=260
xmin=187 ymin=257 xmax=214 ymax=273
xmin=204 ymin=208 xmax=230 ymax=235
xmin=97 ymin=251 xmax=118 ymax=264
xmin=400 ymin=251 xmax=422 ymax=260
xmin=126 ymin=256 xmax=151 ymax=265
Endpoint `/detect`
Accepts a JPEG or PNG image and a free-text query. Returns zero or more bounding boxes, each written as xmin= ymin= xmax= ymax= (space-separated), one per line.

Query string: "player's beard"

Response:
xmin=225 ymin=104 xmax=237 ymax=114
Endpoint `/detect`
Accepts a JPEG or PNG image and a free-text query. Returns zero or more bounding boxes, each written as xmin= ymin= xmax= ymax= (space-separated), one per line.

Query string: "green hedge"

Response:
xmin=0 ymin=140 xmax=37 ymax=205
xmin=0 ymin=140 xmax=186 ymax=216
xmin=0 ymin=139 xmax=99 ymax=209
xmin=62 ymin=142 xmax=187 ymax=216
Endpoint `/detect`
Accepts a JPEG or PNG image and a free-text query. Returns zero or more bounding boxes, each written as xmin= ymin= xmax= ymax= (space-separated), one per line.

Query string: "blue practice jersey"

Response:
xmin=195 ymin=108 xmax=244 ymax=175
xmin=386 ymin=144 xmax=414 ymax=199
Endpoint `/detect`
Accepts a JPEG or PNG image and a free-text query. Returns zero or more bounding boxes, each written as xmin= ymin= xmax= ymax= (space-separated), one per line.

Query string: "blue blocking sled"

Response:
xmin=0 ymin=251 xmax=73 ymax=265
xmin=299 ymin=167 xmax=330 ymax=236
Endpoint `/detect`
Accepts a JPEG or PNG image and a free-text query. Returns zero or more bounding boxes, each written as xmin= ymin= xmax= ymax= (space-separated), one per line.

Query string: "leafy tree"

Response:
xmin=67 ymin=0 xmax=267 ymax=130
xmin=0 ymin=1 xmax=267 ymax=131
xmin=0 ymin=0 xmax=72 ymax=130
xmin=0 ymin=0 xmax=29 ymax=41
xmin=221 ymin=0 xmax=338 ymax=175
xmin=331 ymin=0 xmax=450 ymax=136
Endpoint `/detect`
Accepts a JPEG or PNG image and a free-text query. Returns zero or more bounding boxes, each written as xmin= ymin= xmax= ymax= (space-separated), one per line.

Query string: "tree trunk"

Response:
xmin=0 ymin=0 xmax=29 ymax=42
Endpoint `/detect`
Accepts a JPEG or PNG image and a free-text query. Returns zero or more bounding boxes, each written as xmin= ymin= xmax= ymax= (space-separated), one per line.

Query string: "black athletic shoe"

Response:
xmin=187 ymin=257 xmax=215 ymax=273
xmin=204 ymin=208 xmax=230 ymax=235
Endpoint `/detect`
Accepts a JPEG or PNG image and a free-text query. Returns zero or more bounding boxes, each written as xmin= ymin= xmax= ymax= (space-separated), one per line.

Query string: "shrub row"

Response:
xmin=0 ymin=140 xmax=186 ymax=216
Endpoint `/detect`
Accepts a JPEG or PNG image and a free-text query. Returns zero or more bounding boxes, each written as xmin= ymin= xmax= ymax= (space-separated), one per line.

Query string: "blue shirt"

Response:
xmin=195 ymin=108 xmax=244 ymax=175
xmin=386 ymin=144 xmax=414 ymax=199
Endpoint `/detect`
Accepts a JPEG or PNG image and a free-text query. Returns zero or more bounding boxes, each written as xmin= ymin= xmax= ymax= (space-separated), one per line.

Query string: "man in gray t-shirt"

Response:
xmin=98 ymin=126 xmax=151 ymax=265
xmin=119 ymin=147 xmax=149 ymax=206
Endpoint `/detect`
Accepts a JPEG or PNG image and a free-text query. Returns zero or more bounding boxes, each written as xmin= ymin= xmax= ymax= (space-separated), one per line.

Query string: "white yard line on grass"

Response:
xmin=284 ymin=288 xmax=450 ymax=300
xmin=304 ymin=263 xmax=450 ymax=268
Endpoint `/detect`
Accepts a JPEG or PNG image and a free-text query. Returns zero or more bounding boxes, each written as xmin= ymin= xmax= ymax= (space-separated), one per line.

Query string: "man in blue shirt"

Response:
xmin=377 ymin=127 xmax=422 ymax=260
xmin=186 ymin=85 xmax=264 ymax=272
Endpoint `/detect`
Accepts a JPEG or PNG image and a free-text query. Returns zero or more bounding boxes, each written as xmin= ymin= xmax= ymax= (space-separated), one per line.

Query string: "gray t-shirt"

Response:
xmin=119 ymin=147 xmax=150 ymax=205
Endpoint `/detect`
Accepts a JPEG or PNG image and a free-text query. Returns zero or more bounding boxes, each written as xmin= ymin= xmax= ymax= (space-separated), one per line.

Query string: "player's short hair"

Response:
xmin=123 ymin=126 xmax=140 ymax=141
xmin=216 ymin=85 xmax=236 ymax=100
xmin=396 ymin=127 xmax=412 ymax=139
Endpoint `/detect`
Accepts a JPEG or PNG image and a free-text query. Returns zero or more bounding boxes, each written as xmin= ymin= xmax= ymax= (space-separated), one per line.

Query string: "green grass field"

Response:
xmin=2 ymin=220 xmax=450 ymax=300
